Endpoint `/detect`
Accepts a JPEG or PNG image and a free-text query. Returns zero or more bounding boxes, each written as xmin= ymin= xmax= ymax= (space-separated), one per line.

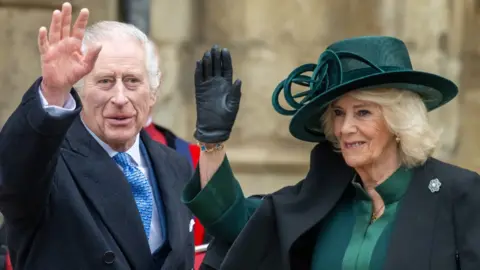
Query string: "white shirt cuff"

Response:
xmin=38 ymin=86 xmax=77 ymax=117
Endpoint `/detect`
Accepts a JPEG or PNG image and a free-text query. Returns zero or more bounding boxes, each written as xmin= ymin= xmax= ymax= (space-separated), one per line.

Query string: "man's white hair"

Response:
xmin=73 ymin=21 xmax=160 ymax=93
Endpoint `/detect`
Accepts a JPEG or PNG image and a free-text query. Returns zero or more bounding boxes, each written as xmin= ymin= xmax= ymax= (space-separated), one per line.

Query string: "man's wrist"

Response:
xmin=40 ymin=81 xmax=70 ymax=107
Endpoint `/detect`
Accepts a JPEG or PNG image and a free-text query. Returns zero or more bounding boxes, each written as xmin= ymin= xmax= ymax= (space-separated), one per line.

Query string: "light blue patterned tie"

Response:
xmin=113 ymin=152 xmax=153 ymax=239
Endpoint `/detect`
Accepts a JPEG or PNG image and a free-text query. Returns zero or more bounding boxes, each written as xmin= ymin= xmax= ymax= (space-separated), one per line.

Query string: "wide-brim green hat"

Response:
xmin=272 ymin=36 xmax=458 ymax=142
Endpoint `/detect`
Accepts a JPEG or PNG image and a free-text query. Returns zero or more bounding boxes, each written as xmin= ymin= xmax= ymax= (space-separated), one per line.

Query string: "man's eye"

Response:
xmin=126 ymin=78 xmax=140 ymax=83
xmin=98 ymin=79 xmax=111 ymax=84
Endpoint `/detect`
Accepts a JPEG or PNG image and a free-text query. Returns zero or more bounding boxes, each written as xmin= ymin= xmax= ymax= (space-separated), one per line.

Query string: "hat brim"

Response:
xmin=289 ymin=70 xmax=458 ymax=142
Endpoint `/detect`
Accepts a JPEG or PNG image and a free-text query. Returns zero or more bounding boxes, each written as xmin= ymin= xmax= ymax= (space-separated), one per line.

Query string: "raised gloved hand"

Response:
xmin=194 ymin=45 xmax=242 ymax=143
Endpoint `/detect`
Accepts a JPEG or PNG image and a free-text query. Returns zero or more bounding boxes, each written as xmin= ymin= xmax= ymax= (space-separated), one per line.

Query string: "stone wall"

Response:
xmin=0 ymin=0 xmax=478 ymax=196
xmin=151 ymin=0 xmax=478 ymax=195
xmin=382 ymin=0 xmax=462 ymax=161
xmin=454 ymin=0 xmax=480 ymax=171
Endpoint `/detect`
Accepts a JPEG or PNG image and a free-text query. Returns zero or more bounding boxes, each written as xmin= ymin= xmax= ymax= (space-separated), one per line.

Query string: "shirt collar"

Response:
xmin=80 ymin=118 xmax=142 ymax=166
xmin=352 ymin=166 xmax=412 ymax=205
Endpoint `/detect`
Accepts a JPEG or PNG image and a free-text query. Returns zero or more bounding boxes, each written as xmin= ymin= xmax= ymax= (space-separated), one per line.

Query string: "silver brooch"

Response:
xmin=428 ymin=178 xmax=441 ymax=193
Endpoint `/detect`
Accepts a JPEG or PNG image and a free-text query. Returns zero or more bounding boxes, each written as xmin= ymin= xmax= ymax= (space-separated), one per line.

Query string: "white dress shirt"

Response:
xmin=39 ymin=89 xmax=162 ymax=253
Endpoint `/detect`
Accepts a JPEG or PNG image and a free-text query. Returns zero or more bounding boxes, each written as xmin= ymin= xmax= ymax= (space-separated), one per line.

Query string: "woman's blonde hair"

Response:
xmin=321 ymin=88 xmax=440 ymax=168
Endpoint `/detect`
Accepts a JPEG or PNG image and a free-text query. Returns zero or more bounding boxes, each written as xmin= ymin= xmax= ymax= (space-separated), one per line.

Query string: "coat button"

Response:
xmin=103 ymin=251 xmax=115 ymax=264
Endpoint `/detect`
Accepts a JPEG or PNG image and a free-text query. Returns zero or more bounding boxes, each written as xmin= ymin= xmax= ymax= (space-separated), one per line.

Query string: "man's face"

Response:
xmin=80 ymin=38 xmax=156 ymax=151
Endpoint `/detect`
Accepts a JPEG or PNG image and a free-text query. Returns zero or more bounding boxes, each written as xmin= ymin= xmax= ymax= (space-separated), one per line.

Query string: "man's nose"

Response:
xmin=111 ymin=82 xmax=129 ymax=105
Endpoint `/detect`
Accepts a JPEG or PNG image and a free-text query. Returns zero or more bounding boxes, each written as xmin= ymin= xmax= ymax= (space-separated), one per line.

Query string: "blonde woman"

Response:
xmin=183 ymin=37 xmax=480 ymax=270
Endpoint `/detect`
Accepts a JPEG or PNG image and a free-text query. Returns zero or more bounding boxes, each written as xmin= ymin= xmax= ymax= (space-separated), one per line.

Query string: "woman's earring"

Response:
xmin=395 ymin=136 xmax=400 ymax=143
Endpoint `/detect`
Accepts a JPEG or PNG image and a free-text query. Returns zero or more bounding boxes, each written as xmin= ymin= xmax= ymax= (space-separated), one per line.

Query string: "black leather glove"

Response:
xmin=194 ymin=45 xmax=242 ymax=143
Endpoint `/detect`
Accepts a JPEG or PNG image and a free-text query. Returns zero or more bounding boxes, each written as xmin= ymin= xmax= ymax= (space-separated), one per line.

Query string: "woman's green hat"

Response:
xmin=272 ymin=36 xmax=458 ymax=142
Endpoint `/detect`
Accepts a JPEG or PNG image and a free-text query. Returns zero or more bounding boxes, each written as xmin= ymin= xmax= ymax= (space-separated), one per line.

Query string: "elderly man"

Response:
xmin=0 ymin=2 xmax=194 ymax=269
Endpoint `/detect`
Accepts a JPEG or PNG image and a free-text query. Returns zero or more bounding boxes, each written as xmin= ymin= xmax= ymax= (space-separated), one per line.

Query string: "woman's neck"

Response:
xmin=355 ymin=149 xmax=401 ymax=190
xmin=355 ymin=147 xmax=401 ymax=220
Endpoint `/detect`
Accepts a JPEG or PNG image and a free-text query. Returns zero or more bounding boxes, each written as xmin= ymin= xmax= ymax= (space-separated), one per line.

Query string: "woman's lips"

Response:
xmin=344 ymin=141 xmax=366 ymax=149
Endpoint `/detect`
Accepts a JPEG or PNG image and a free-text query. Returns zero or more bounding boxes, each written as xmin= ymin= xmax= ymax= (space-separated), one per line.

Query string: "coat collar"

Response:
xmin=383 ymin=160 xmax=442 ymax=270
xmin=61 ymin=117 xmax=190 ymax=268
xmin=61 ymin=117 xmax=153 ymax=268
xmin=80 ymin=117 xmax=143 ymax=166
xmin=271 ymin=142 xmax=442 ymax=268
xmin=140 ymin=129 xmax=191 ymax=255
xmin=271 ymin=142 xmax=354 ymax=265
xmin=352 ymin=166 xmax=412 ymax=204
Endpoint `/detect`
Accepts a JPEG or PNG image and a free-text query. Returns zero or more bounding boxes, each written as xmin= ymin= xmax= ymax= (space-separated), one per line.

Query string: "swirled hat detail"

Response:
xmin=272 ymin=36 xmax=458 ymax=142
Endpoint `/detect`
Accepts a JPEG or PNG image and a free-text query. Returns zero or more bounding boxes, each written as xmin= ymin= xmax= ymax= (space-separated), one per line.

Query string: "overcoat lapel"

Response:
xmin=383 ymin=159 xmax=442 ymax=269
xmin=61 ymin=117 xmax=152 ymax=269
xmin=140 ymin=131 xmax=191 ymax=256
xmin=272 ymin=143 xmax=355 ymax=264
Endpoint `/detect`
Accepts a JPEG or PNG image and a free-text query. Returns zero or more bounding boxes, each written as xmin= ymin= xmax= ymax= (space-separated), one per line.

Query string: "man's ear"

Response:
xmin=157 ymin=71 xmax=162 ymax=86
xmin=149 ymin=90 xmax=157 ymax=106
xmin=149 ymin=71 xmax=161 ymax=104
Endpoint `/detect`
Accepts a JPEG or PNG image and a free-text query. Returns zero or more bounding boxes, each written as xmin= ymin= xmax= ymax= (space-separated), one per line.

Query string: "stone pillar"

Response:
xmin=379 ymin=0 xmax=462 ymax=161
xmin=453 ymin=0 xmax=480 ymax=171
xmin=0 ymin=0 xmax=119 ymax=125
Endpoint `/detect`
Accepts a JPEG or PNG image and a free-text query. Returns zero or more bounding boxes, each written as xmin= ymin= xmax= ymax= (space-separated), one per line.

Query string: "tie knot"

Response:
xmin=113 ymin=152 xmax=134 ymax=168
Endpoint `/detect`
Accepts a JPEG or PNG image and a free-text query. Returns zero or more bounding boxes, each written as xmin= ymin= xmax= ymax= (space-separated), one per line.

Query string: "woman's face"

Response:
xmin=332 ymin=94 xmax=398 ymax=169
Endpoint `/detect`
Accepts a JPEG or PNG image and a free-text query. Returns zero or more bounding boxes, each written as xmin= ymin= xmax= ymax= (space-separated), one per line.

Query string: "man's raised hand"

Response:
xmin=38 ymin=2 xmax=102 ymax=106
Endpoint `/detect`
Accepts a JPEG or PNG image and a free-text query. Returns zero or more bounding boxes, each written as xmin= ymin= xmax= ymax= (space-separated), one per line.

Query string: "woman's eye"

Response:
xmin=333 ymin=109 xmax=344 ymax=116
xmin=357 ymin=110 xmax=371 ymax=117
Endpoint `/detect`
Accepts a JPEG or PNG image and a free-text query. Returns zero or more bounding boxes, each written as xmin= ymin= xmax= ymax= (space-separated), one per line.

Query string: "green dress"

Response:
xmin=182 ymin=156 xmax=412 ymax=270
